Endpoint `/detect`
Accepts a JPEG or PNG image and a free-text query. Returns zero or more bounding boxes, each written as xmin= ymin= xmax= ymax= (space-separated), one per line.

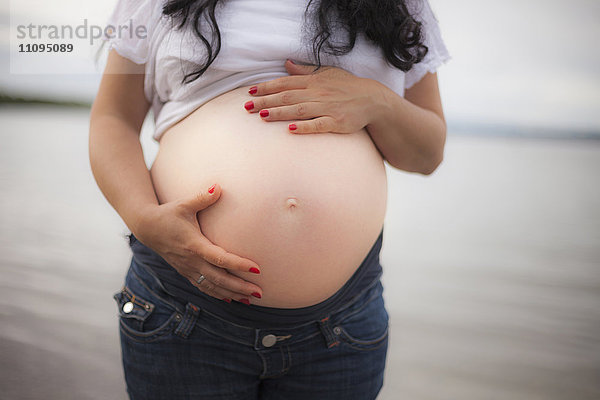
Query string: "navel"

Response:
xmin=285 ymin=197 xmax=299 ymax=210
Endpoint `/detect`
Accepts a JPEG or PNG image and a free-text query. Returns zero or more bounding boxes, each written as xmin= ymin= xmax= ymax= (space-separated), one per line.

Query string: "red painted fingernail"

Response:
xmin=208 ymin=184 xmax=215 ymax=194
xmin=222 ymin=298 xmax=231 ymax=303
xmin=259 ymin=109 xmax=269 ymax=118
xmin=251 ymin=292 xmax=262 ymax=299
xmin=289 ymin=124 xmax=297 ymax=131
xmin=249 ymin=267 xmax=260 ymax=274
xmin=240 ymin=298 xmax=250 ymax=305
xmin=248 ymin=86 xmax=257 ymax=95
xmin=244 ymin=101 xmax=254 ymax=110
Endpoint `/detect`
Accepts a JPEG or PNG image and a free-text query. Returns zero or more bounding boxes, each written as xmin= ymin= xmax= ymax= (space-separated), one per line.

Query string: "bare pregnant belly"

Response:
xmin=150 ymin=85 xmax=387 ymax=308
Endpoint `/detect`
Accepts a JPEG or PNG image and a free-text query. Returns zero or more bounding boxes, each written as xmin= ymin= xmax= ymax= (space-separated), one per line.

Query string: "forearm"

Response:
xmin=364 ymin=79 xmax=446 ymax=174
xmin=89 ymin=115 xmax=159 ymax=234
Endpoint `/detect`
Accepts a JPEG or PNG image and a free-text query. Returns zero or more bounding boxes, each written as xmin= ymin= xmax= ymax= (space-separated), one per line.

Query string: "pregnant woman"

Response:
xmin=89 ymin=0 xmax=450 ymax=398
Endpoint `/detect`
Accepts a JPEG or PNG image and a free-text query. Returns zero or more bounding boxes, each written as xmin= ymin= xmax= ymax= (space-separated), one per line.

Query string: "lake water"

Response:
xmin=1 ymin=105 xmax=599 ymax=399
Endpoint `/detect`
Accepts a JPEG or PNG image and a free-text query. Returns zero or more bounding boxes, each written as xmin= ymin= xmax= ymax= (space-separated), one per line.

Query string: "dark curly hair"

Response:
xmin=163 ymin=0 xmax=429 ymax=84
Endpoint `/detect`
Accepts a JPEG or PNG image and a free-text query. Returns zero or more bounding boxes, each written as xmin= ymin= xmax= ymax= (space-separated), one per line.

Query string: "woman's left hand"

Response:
xmin=244 ymin=59 xmax=381 ymax=134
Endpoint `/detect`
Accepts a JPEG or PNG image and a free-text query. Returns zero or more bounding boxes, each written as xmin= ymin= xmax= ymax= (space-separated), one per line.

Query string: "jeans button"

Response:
xmin=333 ymin=326 xmax=341 ymax=335
xmin=262 ymin=334 xmax=277 ymax=347
xmin=122 ymin=302 xmax=134 ymax=313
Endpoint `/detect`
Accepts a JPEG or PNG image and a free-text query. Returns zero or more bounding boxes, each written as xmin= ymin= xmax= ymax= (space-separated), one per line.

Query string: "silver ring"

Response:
xmin=196 ymin=274 xmax=206 ymax=284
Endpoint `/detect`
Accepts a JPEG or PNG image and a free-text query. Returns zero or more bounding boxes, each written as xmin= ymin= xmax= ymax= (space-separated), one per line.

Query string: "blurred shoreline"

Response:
xmin=0 ymin=93 xmax=91 ymax=108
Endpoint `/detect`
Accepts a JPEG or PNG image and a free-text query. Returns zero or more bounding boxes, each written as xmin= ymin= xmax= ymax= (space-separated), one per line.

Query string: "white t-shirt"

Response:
xmin=102 ymin=0 xmax=451 ymax=142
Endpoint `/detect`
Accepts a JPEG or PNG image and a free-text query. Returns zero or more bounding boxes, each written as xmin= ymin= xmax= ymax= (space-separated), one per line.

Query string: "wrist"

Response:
xmin=363 ymin=77 xmax=393 ymax=129
xmin=125 ymin=202 xmax=160 ymax=238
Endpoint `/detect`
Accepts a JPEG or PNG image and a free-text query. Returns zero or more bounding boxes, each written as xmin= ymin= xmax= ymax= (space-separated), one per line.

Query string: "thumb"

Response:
xmin=182 ymin=183 xmax=221 ymax=212
xmin=285 ymin=59 xmax=317 ymax=75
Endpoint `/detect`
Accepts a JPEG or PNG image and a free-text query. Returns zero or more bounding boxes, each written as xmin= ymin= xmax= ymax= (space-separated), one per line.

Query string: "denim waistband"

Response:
xmin=126 ymin=229 xmax=384 ymax=329
xmin=127 ymin=254 xmax=386 ymax=349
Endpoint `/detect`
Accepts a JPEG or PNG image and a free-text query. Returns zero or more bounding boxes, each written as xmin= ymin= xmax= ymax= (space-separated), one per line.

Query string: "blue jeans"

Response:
xmin=114 ymin=253 xmax=390 ymax=399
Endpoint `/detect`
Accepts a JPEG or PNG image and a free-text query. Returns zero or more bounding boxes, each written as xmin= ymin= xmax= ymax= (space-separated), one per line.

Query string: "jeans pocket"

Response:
xmin=113 ymin=285 xmax=181 ymax=343
xmin=332 ymin=289 xmax=389 ymax=351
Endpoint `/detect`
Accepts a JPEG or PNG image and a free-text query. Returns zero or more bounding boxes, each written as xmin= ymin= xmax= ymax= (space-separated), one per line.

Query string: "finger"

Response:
xmin=179 ymin=184 xmax=221 ymax=213
xmin=284 ymin=59 xmax=319 ymax=76
xmin=190 ymin=275 xmax=254 ymax=304
xmin=195 ymin=236 xmax=261 ymax=274
xmin=244 ymin=89 xmax=309 ymax=113
xmin=258 ymin=101 xmax=323 ymax=122
xmin=192 ymin=276 xmax=236 ymax=302
xmin=288 ymin=116 xmax=337 ymax=134
xmin=194 ymin=263 xmax=263 ymax=298
xmin=249 ymin=75 xmax=311 ymax=96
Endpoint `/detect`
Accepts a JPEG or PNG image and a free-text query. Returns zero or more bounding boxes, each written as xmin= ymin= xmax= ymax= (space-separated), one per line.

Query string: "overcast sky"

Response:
xmin=1 ymin=0 xmax=599 ymax=132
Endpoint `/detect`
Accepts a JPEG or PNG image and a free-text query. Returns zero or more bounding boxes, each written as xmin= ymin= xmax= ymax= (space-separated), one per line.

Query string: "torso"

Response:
xmin=149 ymin=85 xmax=387 ymax=308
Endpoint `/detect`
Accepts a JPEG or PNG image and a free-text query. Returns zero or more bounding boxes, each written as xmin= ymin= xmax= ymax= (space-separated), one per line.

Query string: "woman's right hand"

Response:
xmin=131 ymin=184 xmax=263 ymax=304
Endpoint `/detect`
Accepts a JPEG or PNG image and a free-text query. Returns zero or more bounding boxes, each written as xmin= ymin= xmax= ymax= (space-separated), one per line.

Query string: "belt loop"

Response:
xmin=318 ymin=316 xmax=339 ymax=348
xmin=174 ymin=303 xmax=201 ymax=339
